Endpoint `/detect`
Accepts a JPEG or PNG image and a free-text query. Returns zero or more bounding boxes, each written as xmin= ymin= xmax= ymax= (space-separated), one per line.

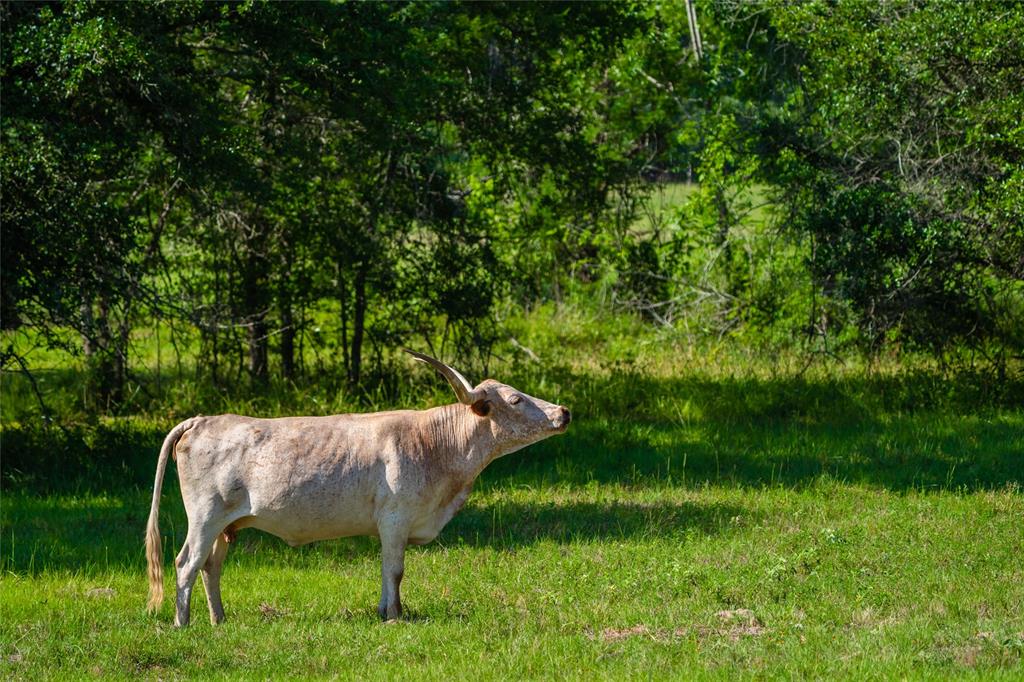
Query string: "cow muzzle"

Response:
xmin=553 ymin=406 xmax=571 ymax=431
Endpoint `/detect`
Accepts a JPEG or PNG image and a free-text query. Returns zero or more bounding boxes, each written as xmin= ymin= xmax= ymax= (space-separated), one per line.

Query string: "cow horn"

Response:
xmin=404 ymin=349 xmax=484 ymax=405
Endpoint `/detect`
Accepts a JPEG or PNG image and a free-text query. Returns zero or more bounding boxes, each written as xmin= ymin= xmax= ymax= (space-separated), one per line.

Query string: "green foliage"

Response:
xmin=3 ymin=0 xmax=1022 ymax=412
xmin=2 ymin=1 xmax=650 ymax=401
xmin=764 ymin=0 xmax=1024 ymax=355
xmin=599 ymin=1 xmax=1022 ymax=367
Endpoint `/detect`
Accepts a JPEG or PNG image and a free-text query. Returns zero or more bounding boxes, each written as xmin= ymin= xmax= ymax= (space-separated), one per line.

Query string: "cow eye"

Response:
xmin=509 ymin=395 xmax=522 ymax=405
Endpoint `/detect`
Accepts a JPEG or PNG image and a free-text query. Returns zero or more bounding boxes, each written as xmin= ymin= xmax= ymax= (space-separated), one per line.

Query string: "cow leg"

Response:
xmin=201 ymin=534 xmax=230 ymax=625
xmin=174 ymin=519 xmax=221 ymax=627
xmin=377 ymin=527 xmax=407 ymax=621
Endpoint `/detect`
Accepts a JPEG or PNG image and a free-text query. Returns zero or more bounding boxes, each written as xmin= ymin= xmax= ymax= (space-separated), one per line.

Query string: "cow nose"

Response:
xmin=560 ymin=407 xmax=571 ymax=424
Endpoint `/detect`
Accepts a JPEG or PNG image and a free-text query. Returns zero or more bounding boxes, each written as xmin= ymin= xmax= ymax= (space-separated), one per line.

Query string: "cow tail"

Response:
xmin=146 ymin=417 xmax=198 ymax=613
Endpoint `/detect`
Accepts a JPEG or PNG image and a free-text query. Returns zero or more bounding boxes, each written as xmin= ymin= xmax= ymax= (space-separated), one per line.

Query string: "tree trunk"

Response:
xmin=714 ymin=186 xmax=738 ymax=295
xmin=684 ymin=0 xmax=703 ymax=61
xmin=80 ymin=301 xmax=95 ymax=359
xmin=247 ymin=316 xmax=268 ymax=383
xmin=114 ymin=313 xmax=130 ymax=401
xmin=247 ymin=320 xmax=267 ymax=382
xmin=243 ymin=246 xmax=270 ymax=384
xmin=349 ymin=263 xmax=367 ymax=386
xmin=714 ymin=186 xmax=730 ymax=246
xmin=280 ymin=298 xmax=295 ymax=380
xmin=338 ymin=262 xmax=350 ymax=380
xmin=93 ymin=296 xmax=125 ymax=406
xmin=278 ymin=238 xmax=296 ymax=380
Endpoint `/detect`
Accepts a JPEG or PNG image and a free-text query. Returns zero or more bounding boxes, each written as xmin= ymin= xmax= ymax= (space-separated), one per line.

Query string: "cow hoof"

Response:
xmin=377 ymin=604 xmax=402 ymax=621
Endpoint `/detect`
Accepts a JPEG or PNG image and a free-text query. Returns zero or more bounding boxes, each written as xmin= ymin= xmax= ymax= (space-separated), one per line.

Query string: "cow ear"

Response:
xmin=470 ymin=399 xmax=491 ymax=417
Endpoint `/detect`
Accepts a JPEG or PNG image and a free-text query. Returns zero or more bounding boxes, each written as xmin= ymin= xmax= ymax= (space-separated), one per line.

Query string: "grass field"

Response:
xmin=2 ymin=307 xmax=1023 ymax=679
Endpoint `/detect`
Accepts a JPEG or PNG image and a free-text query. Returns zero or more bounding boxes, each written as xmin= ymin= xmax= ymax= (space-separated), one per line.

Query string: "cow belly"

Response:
xmin=231 ymin=452 xmax=380 ymax=545
xmin=241 ymin=513 xmax=377 ymax=546
xmin=240 ymin=487 xmax=378 ymax=546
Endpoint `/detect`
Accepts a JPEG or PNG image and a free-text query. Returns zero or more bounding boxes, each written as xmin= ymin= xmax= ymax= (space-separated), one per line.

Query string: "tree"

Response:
xmin=766 ymin=0 xmax=1024 ymax=358
xmin=1 ymin=1 xmax=238 ymax=404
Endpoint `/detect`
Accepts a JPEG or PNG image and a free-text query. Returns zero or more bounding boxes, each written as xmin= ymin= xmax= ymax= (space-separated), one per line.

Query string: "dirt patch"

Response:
xmin=848 ymin=606 xmax=906 ymax=632
xmin=950 ymin=631 xmax=1024 ymax=668
xmin=587 ymin=609 xmax=768 ymax=644
xmin=258 ymin=602 xmax=290 ymax=621
xmin=715 ymin=609 xmax=767 ymax=640
xmin=591 ymin=625 xmax=666 ymax=642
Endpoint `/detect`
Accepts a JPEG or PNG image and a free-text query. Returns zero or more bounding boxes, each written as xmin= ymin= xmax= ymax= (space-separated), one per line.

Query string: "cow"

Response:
xmin=145 ymin=350 xmax=571 ymax=626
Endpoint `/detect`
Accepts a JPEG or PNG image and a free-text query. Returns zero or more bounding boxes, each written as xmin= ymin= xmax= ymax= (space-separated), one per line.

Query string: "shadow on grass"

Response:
xmin=0 ymin=493 xmax=747 ymax=575
xmin=436 ymin=498 xmax=750 ymax=550
xmin=485 ymin=412 xmax=1024 ymax=492
xmin=4 ymin=369 xmax=1022 ymax=496
xmin=531 ymin=363 xmax=1024 ymax=425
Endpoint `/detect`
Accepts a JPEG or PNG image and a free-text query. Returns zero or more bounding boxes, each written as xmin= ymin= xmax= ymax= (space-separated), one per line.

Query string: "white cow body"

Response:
xmin=146 ymin=352 xmax=570 ymax=625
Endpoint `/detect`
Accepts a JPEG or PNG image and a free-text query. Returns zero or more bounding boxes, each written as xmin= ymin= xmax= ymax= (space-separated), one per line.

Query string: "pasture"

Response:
xmin=3 ymin=313 xmax=1022 ymax=679
xmin=5 ymin=2 xmax=1024 ymax=678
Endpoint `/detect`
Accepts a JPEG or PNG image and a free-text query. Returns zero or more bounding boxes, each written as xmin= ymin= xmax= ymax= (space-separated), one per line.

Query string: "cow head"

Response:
xmin=405 ymin=349 xmax=571 ymax=454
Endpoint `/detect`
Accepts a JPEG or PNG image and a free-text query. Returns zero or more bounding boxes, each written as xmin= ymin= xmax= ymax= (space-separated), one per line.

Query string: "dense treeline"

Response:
xmin=2 ymin=1 xmax=1021 ymax=409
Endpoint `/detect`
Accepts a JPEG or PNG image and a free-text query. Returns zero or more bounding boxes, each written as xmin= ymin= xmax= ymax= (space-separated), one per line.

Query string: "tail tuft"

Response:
xmin=146 ymin=517 xmax=163 ymax=613
xmin=145 ymin=417 xmax=196 ymax=614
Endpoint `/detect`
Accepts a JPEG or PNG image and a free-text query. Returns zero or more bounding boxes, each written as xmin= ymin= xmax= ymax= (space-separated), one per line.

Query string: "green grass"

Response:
xmin=2 ymin=307 xmax=1023 ymax=679
xmin=3 ymin=482 xmax=1022 ymax=678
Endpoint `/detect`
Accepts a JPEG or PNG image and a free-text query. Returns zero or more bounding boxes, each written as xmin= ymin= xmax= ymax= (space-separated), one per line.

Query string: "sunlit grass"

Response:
xmin=3 ymin=481 xmax=1022 ymax=678
xmin=2 ymin=303 xmax=1022 ymax=677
